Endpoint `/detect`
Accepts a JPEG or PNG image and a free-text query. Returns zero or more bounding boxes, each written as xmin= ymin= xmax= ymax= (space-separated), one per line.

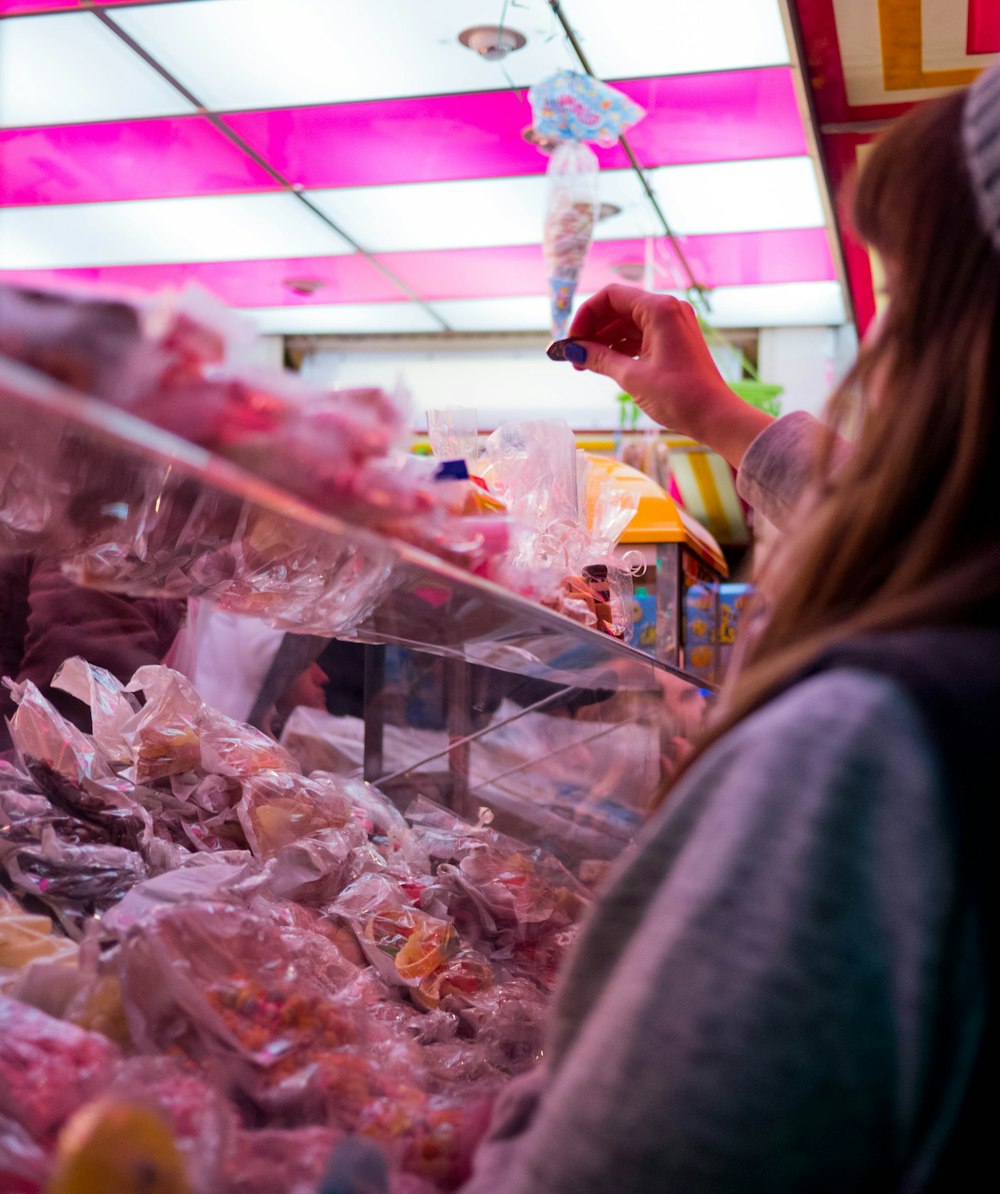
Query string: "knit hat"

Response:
xmin=963 ymin=61 xmax=1000 ymax=255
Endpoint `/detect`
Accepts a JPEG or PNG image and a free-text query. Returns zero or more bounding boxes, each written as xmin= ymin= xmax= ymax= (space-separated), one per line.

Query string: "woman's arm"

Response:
xmin=566 ymin=286 xmax=773 ymax=468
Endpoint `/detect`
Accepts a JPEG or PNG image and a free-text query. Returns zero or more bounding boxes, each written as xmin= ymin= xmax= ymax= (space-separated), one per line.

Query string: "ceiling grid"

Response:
xmin=1 ymin=0 xmax=849 ymax=333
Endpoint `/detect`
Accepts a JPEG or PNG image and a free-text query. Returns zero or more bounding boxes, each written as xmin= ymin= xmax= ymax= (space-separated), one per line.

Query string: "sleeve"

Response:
xmin=736 ymin=412 xmax=841 ymax=530
xmin=460 ymin=671 xmax=981 ymax=1194
xmin=16 ymin=560 xmax=183 ymax=729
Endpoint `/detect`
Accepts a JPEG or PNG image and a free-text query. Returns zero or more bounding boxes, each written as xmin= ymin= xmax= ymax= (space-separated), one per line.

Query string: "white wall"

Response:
xmin=301 ymin=341 xmax=644 ymax=432
xmin=757 ymin=324 xmax=858 ymax=419
xmin=300 ymin=325 xmax=857 ymax=432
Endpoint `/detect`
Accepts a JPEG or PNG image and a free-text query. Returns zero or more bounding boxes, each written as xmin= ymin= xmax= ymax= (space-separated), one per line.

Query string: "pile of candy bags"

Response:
xmin=528 ymin=70 xmax=645 ymax=337
xmin=0 ymin=658 xmax=591 ymax=1193
xmin=0 ymin=281 xmax=516 ymax=591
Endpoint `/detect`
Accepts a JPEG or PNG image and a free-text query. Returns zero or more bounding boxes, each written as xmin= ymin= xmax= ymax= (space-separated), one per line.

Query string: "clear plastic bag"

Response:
xmin=0 ymin=995 xmax=120 ymax=1142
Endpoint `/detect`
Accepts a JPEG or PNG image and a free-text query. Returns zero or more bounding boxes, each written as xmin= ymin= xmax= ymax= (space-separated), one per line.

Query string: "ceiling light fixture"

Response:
xmin=283 ymin=276 xmax=327 ymax=296
xmin=457 ymin=25 xmax=527 ymax=62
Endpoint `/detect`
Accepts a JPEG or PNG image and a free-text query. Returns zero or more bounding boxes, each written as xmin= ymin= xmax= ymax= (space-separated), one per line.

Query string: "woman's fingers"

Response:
xmin=569 ymin=284 xmax=647 ymax=341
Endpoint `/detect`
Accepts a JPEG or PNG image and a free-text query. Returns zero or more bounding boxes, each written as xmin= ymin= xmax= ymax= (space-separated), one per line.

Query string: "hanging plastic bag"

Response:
xmin=529 ymin=70 xmax=645 ymax=335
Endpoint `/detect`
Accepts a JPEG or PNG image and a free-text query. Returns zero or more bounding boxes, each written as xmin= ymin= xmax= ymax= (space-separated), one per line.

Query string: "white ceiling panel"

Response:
xmin=308 ymin=158 xmax=819 ymax=254
xmin=113 ymin=0 xmax=575 ymax=111
xmin=686 ymin=281 xmax=847 ymax=327
xmin=309 ymin=171 xmax=658 ymax=255
xmin=432 ymin=283 xmax=846 ymax=334
xmin=0 ymin=11 xmax=193 ymax=128
xmin=0 ymin=193 xmax=352 ymax=269
xmin=309 ymin=177 xmax=551 ymax=255
xmin=570 ymin=0 xmax=789 ymax=79
xmin=648 ymin=157 xmax=826 ymax=235
xmin=246 ymin=302 xmax=443 ymax=335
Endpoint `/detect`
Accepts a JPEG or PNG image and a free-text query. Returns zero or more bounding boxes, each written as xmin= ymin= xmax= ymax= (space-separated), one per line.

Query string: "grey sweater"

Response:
xmin=459 ymin=416 xmax=984 ymax=1192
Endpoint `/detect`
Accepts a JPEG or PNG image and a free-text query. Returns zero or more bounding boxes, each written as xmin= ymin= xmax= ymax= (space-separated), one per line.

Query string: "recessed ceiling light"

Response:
xmin=458 ymin=25 xmax=527 ymax=62
xmin=282 ymin=276 xmax=327 ymax=295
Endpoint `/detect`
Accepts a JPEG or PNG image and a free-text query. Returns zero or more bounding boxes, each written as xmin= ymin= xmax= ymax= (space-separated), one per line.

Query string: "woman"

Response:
xmin=454 ymin=66 xmax=1000 ymax=1193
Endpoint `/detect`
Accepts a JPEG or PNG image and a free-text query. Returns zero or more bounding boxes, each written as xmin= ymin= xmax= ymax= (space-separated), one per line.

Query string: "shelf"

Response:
xmin=0 ymin=355 xmax=708 ymax=696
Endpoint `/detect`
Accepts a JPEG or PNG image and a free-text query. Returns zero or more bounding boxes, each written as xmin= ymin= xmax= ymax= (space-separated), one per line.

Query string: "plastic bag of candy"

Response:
xmin=105 ymin=1056 xmax=235 ymax=1194
xmin=223 ymin=1125 xmax=344 ymax=1194
xmin=0 ymin=1112 xmax=50 ymax=1194
xmin=528 ymin=71 xmax=645 ymax=335
xmin=3 ymin=831 xmax=148 ymax=937
xmin=0 ymin=995 xmax=120 ymax=1142
xmin=235 ymin=769 xmax=359 ymax=860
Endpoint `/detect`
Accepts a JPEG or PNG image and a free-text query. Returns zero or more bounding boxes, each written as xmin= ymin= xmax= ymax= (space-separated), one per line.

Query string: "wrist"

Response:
xmin=686 ymin=384 xmax=774 ymax=469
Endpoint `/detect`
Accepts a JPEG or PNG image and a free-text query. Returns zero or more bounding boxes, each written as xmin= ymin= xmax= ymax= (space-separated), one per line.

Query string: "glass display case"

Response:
xmin=0 ymin=354 xmax=710 ymax=878
xmin=0 ymin=350 xmax=717 ymax=1192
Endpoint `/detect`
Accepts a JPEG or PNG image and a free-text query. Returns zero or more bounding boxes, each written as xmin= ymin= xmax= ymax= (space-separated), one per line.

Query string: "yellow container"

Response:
xmin=585 ymin=455 xmax=728 ymax=683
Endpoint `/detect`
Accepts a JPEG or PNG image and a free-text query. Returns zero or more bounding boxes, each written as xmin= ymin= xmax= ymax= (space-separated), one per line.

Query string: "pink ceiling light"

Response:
xmin=0 ymin=117 xmax=279 ymax=206
xmin=223 ymin=67 xmax=806 ymax=191
xmin=376 ymin=229 xmax=835 ymax=301
xmin=0 ymin=253 xmax=407 ymax=307
xmin=0 ymin=0 xmax=165 ymax=13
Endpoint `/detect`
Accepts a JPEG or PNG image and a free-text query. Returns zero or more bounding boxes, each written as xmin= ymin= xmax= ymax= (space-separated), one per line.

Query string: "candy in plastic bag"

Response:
xmin=529 ymin=69 xmax=645 ymax=148
xmin=50 ymin=657 xmax=140 ymax=768
xmin=0 ymin=1111 xmax=50 ymax=1194
xmin=0 ymin=995 xmax=120 ymax=1142
xmin=528 ymin=71 xmax=644 ymax=335
xmin=124 ymin=666 xmax=204 ymax=784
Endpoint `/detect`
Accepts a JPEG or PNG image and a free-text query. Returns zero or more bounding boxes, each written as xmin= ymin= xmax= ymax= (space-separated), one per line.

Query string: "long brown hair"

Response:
xmin=661 ymin=88 xmax=1000 ymax=797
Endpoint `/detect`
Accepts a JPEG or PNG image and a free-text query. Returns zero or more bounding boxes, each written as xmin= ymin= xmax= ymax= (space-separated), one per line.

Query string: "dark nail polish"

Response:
xmin=564 ymin=341 xmax=588 ymax=365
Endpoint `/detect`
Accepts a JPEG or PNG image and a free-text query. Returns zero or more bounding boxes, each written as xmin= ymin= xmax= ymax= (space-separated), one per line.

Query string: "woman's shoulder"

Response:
xmin=712 ymin=665 xmax=938 ymax=779
xmin=656 ymin=666 xmax=950 ymax=861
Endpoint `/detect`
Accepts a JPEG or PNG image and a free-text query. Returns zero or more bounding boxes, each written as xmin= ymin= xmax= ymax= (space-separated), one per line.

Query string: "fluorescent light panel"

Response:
xmin=0 ymin=12 xmax=193 ymax=127
xmin=308 ymin=172 xmax=657 ymax=255
xmin=0 ymin=193 xmax=352 ymax=269
xmin=433 ymin=284 xmax=846 ymax=333
xmin=308 ymin=159 xmax=822 ymax=254
xmin=245 ymin=302 xmax=443 ymax=335
xmin=429 ymin=296 xmax=563 ymax=332
xmin=648 ymin=158 xmax=826 ymax=236
xmin=683 ymin=282 xmax=847 ymax=327
xmin=571 ymin=0 xmax=790 ymax=78
xmin=114 ymin=0 xmax=574 ymax=111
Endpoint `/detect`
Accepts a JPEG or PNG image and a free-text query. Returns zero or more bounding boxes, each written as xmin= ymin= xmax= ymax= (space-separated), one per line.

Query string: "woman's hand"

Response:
xmin=566 ymin=285 xmax=774 ymax=467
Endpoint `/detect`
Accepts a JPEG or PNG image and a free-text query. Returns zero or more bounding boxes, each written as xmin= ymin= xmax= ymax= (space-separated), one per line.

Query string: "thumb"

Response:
xmin=566 ymin=340 xmax=633 ymax=389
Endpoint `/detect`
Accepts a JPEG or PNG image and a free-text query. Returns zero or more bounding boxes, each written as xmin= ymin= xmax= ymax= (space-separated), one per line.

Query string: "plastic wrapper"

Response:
xmin=235 ymin=769 xmax=356 ymax=860
xmin=114 ymin=903 xmax=362 ymax=1086
xmin=0 ymin=282 xmax=153 ymax=409
xmin=331 ymin=874 xmax=460 ymax=990
xmin=0 ymin=1112 xmax=50 ymax=1194
xmin=50 ymin=657 xmax=140 ymax=768
xmin=0 ymin=896 xmax=79 ymax=971
xmin=528 ymin=71 xmax=645 ymax=335
xmin=478 ymin=424 xmax=639 ymax=636
xmin=7 ymin=679 xmax=114 ymax=790
xmin=1 ymin=280 xmax=513 ymax=607
xmin=223 ymin=1125 xmax=343 ymax=1194
xmin=425 ymin=407 xmax=478 ymax=472
xmin=0 ymin=653 xmax=608 ymax=1191
xmin=3 ymin=830 xmax=147 ymax=937
xmin=542 ymin=141 xmax=600 ymax=338
xmin=0 ymin=995 xmax=120 ymax=1141
xmin=106 ymin=1057 xmax=235 ymax=1194
xmin=123 ymin=666 xmax=205 ymax=783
